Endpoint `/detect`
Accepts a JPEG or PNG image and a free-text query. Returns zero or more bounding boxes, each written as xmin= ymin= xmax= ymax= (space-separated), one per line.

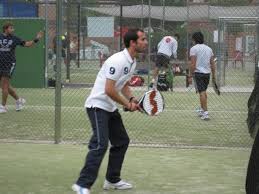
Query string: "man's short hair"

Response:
xmin=192 ymin=32 xmax=204 ymax=44
xmin=123 ymin=28 xmax=144 ymax=48
xmin=3 ymin=22 xmax=13 ymax=33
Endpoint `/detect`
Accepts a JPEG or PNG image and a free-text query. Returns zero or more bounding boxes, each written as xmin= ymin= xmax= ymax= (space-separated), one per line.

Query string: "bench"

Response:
xmin=169 ymin=60 xmax=190 ymax=90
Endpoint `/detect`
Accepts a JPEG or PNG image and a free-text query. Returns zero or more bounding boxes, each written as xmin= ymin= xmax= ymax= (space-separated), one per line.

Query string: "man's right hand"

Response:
xmin=188 ymin=76 xmax=193 ymax=85
xmin=126 ymin=102 xmax=139 ymax=112
xmin=36 ymin=31 xmax=44 ymax=39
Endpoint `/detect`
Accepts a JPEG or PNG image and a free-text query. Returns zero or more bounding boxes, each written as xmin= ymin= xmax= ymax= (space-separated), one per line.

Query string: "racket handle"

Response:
xmin=123 ymin=104 xmax=142 ymax=112
xmin=123 ymin=106 xmax=143 ymax=113
xmin=123 ymin=107 xmax=130 ymax=112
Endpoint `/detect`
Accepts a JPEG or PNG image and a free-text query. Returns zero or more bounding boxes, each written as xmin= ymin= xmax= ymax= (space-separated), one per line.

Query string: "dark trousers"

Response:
xmin=246 ymin=131 xmax=259 ymax=194
xmin=76 ymin=108 xmax=130 ymax=189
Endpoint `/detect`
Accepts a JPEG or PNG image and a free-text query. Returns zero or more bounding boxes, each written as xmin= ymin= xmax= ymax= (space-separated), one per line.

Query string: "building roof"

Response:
xmin=85 ymin=5 xmax=258 ymax=21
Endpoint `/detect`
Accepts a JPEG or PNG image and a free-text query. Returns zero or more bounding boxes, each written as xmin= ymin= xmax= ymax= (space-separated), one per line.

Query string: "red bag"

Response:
xmin=128 ymin=75 xmax=144 ymax=87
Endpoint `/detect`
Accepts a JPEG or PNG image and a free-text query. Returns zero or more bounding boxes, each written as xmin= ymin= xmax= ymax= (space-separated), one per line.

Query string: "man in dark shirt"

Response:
xmin=0 ymin=22 xmax=43 ymax=113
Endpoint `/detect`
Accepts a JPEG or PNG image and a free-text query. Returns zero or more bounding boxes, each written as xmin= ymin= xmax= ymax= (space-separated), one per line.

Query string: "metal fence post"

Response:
xmin=77 ymin=2 xmax=81 ymax=68
xmin=44 ymin=0 xmax=49 ymax=88
xmin=147 ymin=0 xmax=151 ymax=89
xmin=141 ymin=0 xmax=144 ymax=28
xmin=256 ymin=0 xmax=259 ymax=80
xmin=217 ymin=18 xmax=221 ymax=87
xmin=186 ymin=0 xmax=190 ymax=70
xmin=66 ymin=0 xmax=71 ymax=82
xmin=120 ymin=4 xmax=123 ymax=50
xmin=162 ymin=0 xmax=165 ymax=32
xmin=55 ymin=0 xmax=63 ymax=144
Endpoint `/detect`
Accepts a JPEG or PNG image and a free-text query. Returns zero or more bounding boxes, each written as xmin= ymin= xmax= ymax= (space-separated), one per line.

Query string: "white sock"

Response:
xmin=197 ymin=107 xmax=203 ymax=112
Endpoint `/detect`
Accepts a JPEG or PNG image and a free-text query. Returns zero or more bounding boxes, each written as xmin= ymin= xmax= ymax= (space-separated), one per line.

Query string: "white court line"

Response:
xmin=6 ymin=105 xmax=247 ymax=114
xmin=129 ymin=86 xmax=253 ymax=93
xmin=64 ymin=86 xmax=253 ymax=93
xmin=0 ymin=139 xmax=250 ymax=150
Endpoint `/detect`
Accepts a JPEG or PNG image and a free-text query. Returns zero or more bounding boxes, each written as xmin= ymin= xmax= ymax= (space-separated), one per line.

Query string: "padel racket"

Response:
xmin=124 ymin=89 xmax=165 ymax=116
xmin=212 ymin=58 xmax=220 ymax=95
xmin=212 ymin=79 xmax=220 ymax=95
xmin=192 ymin=74 xmax=198 ymax=93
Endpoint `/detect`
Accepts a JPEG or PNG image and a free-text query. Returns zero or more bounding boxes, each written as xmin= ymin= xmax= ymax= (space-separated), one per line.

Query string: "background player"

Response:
xmin=0 ymin=22 xmax=43 ymax=113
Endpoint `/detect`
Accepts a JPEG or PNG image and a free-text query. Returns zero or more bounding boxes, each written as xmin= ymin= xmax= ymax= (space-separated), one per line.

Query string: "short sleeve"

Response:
xmin=172 ymin=40 xmax=178 ymax=59
xmin=14 ymin=36 xmax=25 ymax=47
xmin=105 ymin=61 xmax=122 ymax=81
xmin=189 ymin=47 xmax=196 ymax=57
xmin=210 ymin=48 xmax=214 ymax=57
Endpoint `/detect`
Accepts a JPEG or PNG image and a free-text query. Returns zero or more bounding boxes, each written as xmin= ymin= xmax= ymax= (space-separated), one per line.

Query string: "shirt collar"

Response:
xmin=2 ymin=33 xmax=12 ymax=38
xmin=123 ymin=48 xmax=135 ymax=64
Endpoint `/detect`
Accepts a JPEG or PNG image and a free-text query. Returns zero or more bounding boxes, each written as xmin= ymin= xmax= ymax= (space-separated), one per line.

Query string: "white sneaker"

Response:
xmin=0 ymin=105 xmax=7 ymax=113
xmin=103 ymin=180 xmax=133 ymax=190
xmin=195 ymin=107 xmax=203 ymax=117
xmin=16 ymin=98 xmax=26 ymax=111
xmin=72 ymin=184 xmax=90 ymax=194
xmin=201 ymin=112 xmax=210 ymax=120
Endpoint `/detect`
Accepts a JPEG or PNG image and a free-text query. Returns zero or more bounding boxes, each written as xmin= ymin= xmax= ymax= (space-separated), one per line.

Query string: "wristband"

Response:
xmin=33 ymin=38 xmax=39 ymax=43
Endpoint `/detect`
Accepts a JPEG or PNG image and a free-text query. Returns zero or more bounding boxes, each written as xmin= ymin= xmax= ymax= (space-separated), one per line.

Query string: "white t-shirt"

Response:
xmin=85 ymin=48 xmax=136 ymax=112
xmin=70 ymin=41 xmax=77 ymax=53
xmin=157 ymin=36 xmax=178 ymax=58
xmin=190 ymin=44 xmax=213 ymax=74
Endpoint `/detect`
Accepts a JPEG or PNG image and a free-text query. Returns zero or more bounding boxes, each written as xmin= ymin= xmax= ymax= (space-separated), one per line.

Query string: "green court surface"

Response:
xmin=0 ymin=143 xmax=250 ymax=194
xmin=0 ymin=87 xmax=253 ymax=147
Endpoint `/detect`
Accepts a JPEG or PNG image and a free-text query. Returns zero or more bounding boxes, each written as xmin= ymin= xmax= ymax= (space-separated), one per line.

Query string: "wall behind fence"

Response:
xmin=0 ymin=18 xmax=46 ymax=88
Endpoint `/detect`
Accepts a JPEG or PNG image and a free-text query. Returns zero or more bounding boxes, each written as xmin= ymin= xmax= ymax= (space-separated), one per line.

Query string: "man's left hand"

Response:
xmin=130 ymin=97 xmax=138 ymax=104
xmin=36 ymin=31 xmax=44 ymax=39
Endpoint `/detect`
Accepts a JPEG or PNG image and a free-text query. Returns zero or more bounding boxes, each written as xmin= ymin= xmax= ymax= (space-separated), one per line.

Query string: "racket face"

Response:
xmin=141 ymin=90 xmax=164 ymax=116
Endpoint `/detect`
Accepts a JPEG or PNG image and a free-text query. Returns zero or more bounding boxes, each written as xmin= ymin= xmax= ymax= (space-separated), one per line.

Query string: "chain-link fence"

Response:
xmin=0 ymin=0 xmax=258 ymax=148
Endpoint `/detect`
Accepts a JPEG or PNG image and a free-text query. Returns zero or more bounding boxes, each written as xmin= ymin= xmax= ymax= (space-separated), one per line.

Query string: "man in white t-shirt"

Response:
xmin=150 ymin=34 xmax=179 ymax=88
xmin=189 ymin=32 xmax=216 ymax=120
xmin=72 ymin=29 xmax=148 ymax=194
xmin=69 ymin=36 xmax=78 ymax=65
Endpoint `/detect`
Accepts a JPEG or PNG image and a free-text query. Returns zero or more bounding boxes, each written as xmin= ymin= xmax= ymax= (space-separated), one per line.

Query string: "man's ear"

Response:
xmin=130 ymin=40 xmax=136 ymax=47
